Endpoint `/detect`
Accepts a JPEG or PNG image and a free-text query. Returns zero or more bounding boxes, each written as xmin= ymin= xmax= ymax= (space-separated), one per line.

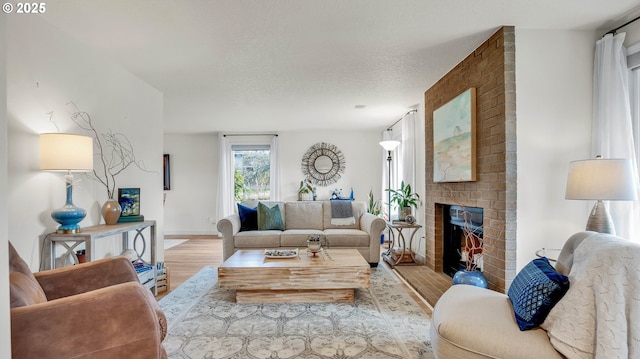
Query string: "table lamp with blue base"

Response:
xmin=40 ymin=133 xmax=93 ymax=234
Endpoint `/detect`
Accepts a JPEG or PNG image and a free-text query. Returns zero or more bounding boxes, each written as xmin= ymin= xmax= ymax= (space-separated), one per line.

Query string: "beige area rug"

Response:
xmin=164 ymin=239 xmax=189 ymax=250
xmin=159 ymin=265 xmax=434 ymax=359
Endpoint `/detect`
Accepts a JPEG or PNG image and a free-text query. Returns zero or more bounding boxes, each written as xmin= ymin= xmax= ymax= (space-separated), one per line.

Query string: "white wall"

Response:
xmin=0 ymin=13 xmax=11 ymax=358
xmin=624 ymin=20 xmax=640 ymax=46
xmin=278 ymin=131 xmax=383 ymax=202
xmin=515 ymin=29 xmax=596 ymax=269
xmin=163 ymin=133 xmax=218 ymax=235
xmin=163 ymin=130 xmax=384 ymax=234
xmin=7 ymin=16 xmax=164 ymax=270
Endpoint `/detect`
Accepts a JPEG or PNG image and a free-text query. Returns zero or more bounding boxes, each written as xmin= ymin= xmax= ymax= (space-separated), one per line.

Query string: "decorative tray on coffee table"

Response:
xmin=264 ymin=248 xmax=299 ymax=259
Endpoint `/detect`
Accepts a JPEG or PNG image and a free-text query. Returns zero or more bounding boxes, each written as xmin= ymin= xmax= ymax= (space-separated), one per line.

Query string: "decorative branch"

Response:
xmin=67 ymin=102 xmax=151 ymax=199
xmin=458 ymin=210 xmax=503 ymax=272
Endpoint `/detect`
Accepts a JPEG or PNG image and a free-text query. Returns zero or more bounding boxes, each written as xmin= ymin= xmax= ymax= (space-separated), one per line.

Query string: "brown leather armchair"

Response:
xmin=9 ymin=242 xmax=167 ymax=359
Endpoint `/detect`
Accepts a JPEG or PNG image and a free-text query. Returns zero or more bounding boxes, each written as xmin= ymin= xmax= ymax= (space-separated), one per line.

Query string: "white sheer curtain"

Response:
xmin=592 ymin=32 xmax=639 ymax=240
xmin=401 ymin=111 xmax=416 ymax=188
xmin=629 ymin=47 xmax=640 ymax=243
xmin=378 ymin=110 xmax=417 ymax=220
xmin=270 ymin=135 xmax=281 ymax=201
xmin=217 ymin=134 xmax=234 ymax=219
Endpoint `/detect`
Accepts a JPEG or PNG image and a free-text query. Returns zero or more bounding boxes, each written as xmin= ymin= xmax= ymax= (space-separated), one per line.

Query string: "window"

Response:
xmin=218 ymin=134 xmax=280 ymax=218
xmin=232 ymin=145 xmax=271 ymax=201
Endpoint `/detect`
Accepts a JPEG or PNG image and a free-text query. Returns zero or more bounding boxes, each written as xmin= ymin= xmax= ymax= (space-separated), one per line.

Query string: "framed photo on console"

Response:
xmin=118 ymin=188 xmax=141 ymax=216
xmin=163 ymin=154 xmax=171 ymax=190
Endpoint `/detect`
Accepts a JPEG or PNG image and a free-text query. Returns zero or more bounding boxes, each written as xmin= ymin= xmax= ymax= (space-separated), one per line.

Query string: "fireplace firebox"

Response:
xmin=442 ymin=205 xmax=484 ymax=277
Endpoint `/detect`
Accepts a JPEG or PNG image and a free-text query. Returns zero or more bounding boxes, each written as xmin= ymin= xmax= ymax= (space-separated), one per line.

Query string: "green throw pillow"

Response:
xmin=257 ymin=202 xmax=284 ymax=230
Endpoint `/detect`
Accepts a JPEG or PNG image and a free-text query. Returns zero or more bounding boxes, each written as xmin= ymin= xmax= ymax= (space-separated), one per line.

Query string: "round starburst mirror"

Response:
xmin=301 ymin=142 xmax=346 ymax=186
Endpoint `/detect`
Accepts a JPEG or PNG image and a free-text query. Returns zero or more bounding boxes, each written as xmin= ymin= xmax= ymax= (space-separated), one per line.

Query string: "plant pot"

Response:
xmin=101 ymin=198 xmax=122 ymax=225
xmin=452 ymin=269 xmax=488 ymax=288
xmin=398 ymin=207 xmax=412 ymax=221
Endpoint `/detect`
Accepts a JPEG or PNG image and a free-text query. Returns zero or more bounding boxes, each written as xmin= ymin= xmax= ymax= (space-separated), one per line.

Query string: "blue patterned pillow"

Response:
xmin=257 ymin=202 xmax=284 ymax=230
xmin=237 ymin=203 xmax=258 ymax=231
xmin=508 ymin=257 xmax=570 ymax=331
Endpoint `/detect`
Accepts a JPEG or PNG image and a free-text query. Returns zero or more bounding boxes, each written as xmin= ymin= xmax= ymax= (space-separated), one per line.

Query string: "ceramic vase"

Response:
xmin=452 ymin=269 xmax=488 ymax=288
xmin=101 ymin=198 xmax=122 ymax=225
xmin=399 ymin=207 xmax=412 ymax=221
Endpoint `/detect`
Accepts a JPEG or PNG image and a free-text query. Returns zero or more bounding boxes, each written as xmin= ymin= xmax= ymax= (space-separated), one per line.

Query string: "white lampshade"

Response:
xmin=40 ymin=133 xmax=93 ymax=172
xmin=565 ymin=158 xmax=638 ymax=201
xmin=379 ymin=130 xmax=400 ymax=152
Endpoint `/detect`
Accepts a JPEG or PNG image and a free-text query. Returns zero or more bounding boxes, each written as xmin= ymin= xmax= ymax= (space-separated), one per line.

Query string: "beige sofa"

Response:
xmin=217 ymin=200 xmax=386 ymax=265
xmin=430 ymin=231 xmax=640 ymax=358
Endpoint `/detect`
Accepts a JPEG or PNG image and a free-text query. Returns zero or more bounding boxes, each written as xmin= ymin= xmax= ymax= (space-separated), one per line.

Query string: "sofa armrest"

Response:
xmin=360 ymin=213 xmax=386 ymax=263
xmin=34 ymin=256 xmax=139 ymax=300
xmin=11 ymin=281 xmax=167 ymax=359
xmin=217 ymin=213 xmax=241 ymax=261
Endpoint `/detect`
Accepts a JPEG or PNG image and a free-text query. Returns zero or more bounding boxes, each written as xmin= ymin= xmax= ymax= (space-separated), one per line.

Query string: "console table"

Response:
xmin=46 ymin=220 xmax=157 ymax=294
xmin=382 ymin=222 xmax=422 ymax=266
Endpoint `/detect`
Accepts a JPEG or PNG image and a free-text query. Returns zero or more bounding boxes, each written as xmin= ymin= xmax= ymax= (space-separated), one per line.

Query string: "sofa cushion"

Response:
xmin=324 ymin=229 xmax=371 ymax=247
xmin=285 ymin=201 xmax=323 ymax=230
xmin=237 ymin=203 xmax=258 ymax=231
xmin=257 ymin=202 xmax=285 ymax=230
xmin=234 ymin=230 xmax=282 ymax=248
xmin=9 ymin=242 xmax=48 ymax=308
xmin=323 ymin=201 xmax=364 ymax=229
xmin=508 ymin=257 xmax=570 ymax=331
xmin=10 ymin=271 xmax=48 ymax=308
xmin=431 ymin=284 xmax=563 ymax=359
xmin=281 ymin=229 xmax=324 ymax=247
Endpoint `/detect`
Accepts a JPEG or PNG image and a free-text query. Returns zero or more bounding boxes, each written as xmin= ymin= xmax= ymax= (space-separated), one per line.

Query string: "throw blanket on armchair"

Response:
xmin=330 ymin=200 xmax=355 ymax=225
xmin=541 ymin=233 xmax=640 ymax=359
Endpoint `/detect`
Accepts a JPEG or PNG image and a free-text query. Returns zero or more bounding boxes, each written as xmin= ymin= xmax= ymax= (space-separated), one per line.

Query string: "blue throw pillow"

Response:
xmin=257 ymin=202 xmax=284 ymax=230
xmin=237 ymin=203 xmax=258 ymax=231
xmin=508 ymin=257 xmax=570 ymax=331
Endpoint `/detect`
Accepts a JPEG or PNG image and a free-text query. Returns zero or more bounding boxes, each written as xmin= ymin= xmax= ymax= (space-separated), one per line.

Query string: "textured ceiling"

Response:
xmin=40 ymin=0 xmax=639 ymax=134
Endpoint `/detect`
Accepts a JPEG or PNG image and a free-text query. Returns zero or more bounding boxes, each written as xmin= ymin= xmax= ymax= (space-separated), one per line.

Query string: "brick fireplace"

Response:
xmin=424 ymin=26 xmax=517 ymax=292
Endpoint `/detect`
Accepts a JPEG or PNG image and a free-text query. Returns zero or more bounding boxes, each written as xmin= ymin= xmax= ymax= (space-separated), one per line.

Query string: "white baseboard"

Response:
xmin=164 ymin=230 xmax=218 ymax=236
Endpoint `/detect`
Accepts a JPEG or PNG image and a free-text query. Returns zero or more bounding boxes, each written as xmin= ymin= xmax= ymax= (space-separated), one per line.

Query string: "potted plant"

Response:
xmin=297 ymin=179 xmax=315 ymax=201
xmin=367 ymin=189 xmax=382 ymax=216
xmin=386 ymin=181 xmax=420 ymax=221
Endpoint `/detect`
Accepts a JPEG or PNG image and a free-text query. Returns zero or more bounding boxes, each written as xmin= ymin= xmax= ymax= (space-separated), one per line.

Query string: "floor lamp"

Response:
xmin=379 ymin=129 xmax=400 ymax=221
xmin=565 ymin=156 xmax=637 ymax=234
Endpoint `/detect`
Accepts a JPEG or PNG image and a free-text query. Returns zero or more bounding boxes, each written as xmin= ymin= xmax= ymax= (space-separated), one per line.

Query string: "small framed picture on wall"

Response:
xmin=118 ymin=188 xmax=141 ymax=217
xmin=164 ymin=154 xmax=171 ymax=190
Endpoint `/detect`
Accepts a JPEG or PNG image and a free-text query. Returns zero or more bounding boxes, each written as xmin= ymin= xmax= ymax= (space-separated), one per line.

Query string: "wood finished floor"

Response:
xmin=157 ymin=236 xmax=450 ymax=315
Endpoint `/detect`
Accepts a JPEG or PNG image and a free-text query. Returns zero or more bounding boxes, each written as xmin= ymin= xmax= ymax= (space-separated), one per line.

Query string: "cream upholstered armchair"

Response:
xmin=9 ymin=242 xmax=167 ymax=359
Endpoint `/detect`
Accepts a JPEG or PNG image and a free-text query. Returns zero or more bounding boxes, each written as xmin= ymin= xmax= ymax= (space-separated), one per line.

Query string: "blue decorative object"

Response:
xmin=452 ymin=269 xmax=488 ymax=288
xmin=50 ymin=177 xmax=86 ymax=233
xmin=237 ymin=203 xmax=258 ymax=231
xmin=507 ymin=257 xmax=570 ymax=331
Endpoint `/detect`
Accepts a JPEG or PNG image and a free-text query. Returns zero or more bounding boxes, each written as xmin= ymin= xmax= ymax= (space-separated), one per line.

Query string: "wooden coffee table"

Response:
xmin=218 ymin=248 xmax=370 ymax=303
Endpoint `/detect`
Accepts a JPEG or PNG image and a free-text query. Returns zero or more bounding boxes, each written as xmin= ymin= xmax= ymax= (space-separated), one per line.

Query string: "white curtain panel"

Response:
xmin=217 ymin=134 xmax=235 ymax=219
xmin=270 ymin=135 xmax=281 ymax=201
xmin=401 ymin=111 xmax=417 ymax=189
xmin=592 ymin=32 xmax=639 ymax=240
